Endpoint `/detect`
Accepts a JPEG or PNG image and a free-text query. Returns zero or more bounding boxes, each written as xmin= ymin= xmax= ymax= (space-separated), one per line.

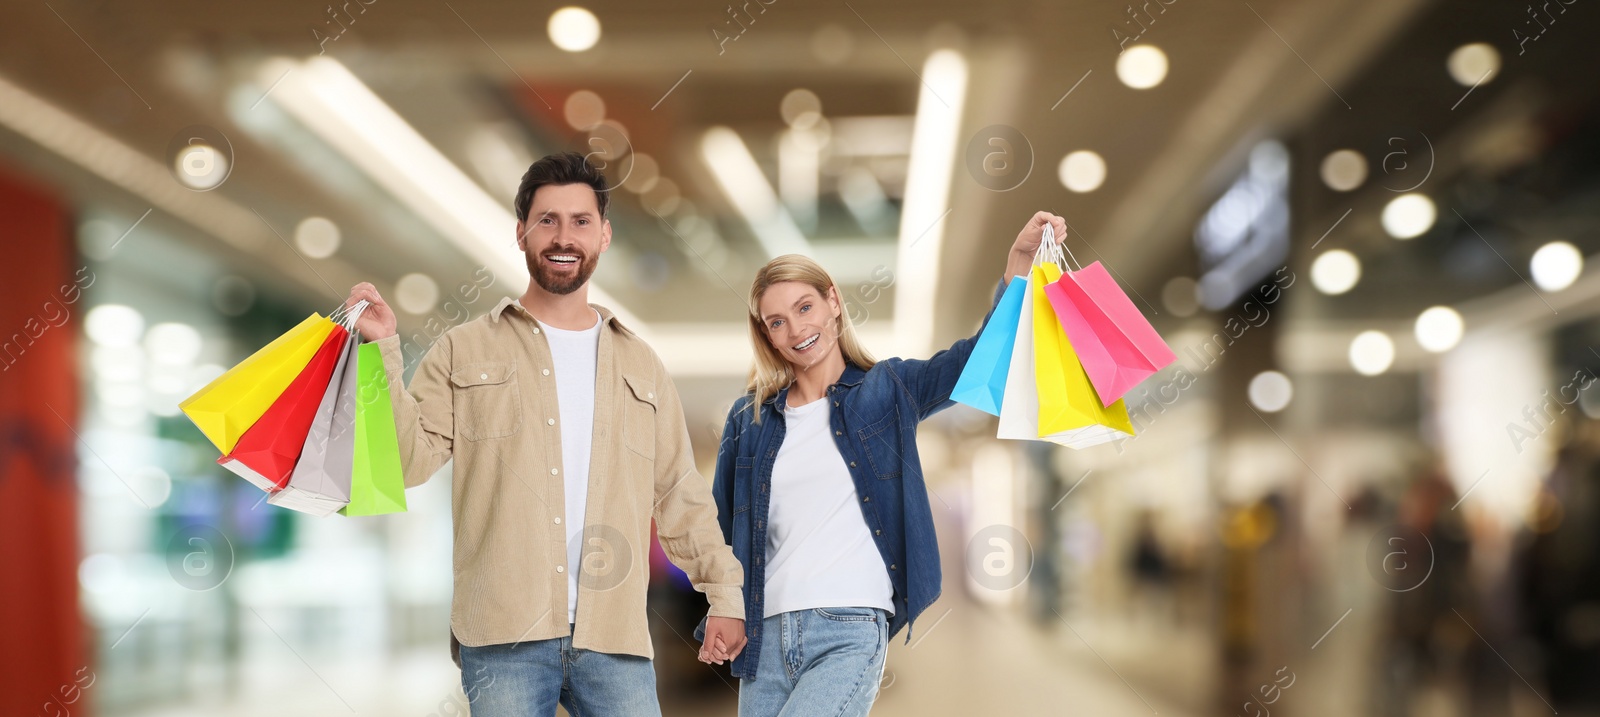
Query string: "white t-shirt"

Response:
xmin=762 ymin=396 xmax=895 ymax=618
xmin=539 ymin=309 xmax=602 ymax=625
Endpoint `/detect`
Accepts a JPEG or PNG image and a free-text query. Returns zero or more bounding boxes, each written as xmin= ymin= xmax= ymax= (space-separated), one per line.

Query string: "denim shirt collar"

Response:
xmin=763 ymin=362 xmax=871 ymax=409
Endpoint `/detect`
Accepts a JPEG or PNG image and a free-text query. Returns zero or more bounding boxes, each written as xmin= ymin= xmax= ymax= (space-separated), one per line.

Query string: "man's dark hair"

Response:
xmin=513 ymin=151 xmax=609 ymax=222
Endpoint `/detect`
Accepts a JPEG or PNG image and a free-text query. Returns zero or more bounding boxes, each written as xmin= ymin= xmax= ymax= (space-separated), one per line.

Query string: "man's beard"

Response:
xmin=527 ymin=247 xmax=599 ymax=296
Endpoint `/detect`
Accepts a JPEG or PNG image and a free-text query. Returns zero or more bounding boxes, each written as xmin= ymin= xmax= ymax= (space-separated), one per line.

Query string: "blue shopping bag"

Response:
xmin=952 ymin=274 xmax=1030 ymax=415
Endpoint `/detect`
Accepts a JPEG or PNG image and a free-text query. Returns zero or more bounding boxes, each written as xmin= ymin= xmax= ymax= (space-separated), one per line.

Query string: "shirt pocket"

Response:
xmin=731 ymin=455 xmax=755 ymax=513
xmin=855 ymin=404 xmax=902 ymax=480
xmin=450 ymin=362 xmax=523 ymax=441
xmin=622 ymin=373 xmax=657 ymax=460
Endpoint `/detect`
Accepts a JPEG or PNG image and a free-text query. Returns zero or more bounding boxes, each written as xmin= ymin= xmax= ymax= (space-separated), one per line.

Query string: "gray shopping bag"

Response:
xmin=269 ymin=331 xmax=360 ymax=516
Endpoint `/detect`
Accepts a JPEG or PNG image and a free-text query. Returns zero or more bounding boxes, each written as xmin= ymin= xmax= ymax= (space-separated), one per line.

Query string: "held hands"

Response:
xmin=344 ymin=282 xmax=398 ymax=341
xmin=1004 ymin=211 xmax=1069 ymax=284
xmin=698 ymin=616 xmax=747 ymax=665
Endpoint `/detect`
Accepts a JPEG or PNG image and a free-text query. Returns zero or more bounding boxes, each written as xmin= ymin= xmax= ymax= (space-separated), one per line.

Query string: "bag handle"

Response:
xmin=330 ymin=300 xmax=353 ymax=323
xmin=1044 ymin=223 xmax=1083 ymax=272
xmin=333 ymin=300 xmax=370 ymax=334
xmin=1036 ymin=223 xmax=1080 ymax=271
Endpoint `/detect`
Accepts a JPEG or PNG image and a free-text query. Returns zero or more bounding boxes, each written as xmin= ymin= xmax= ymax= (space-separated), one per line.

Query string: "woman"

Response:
xmin=694 ymin=212 xmax=1067 ymax=716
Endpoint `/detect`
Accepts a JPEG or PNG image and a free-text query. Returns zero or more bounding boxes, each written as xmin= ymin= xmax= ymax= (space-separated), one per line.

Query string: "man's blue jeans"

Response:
xmin=458 ymin=627 xmax=662 ymax=717
xmin=738 ymin=607 xmax=890 ymax=717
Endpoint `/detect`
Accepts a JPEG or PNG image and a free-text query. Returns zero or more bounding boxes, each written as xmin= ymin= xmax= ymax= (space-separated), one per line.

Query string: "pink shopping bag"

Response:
xmin=1044 ymin=261 xmax=1176 ymax=407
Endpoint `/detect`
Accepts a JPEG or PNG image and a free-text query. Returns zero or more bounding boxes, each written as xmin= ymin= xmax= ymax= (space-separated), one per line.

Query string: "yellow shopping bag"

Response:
xmin=181 ymin=314 xmax=338 ymax=455
xmin=1032 ymin=262 xmax=1134 ymax=447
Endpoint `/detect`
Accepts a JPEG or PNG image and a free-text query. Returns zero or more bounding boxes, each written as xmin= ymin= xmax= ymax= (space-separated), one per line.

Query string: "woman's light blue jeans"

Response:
xmin=739 ymin=607 xmax=890 ymax=717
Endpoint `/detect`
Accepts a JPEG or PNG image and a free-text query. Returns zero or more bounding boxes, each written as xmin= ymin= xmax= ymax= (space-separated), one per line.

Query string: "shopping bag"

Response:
xmin=181 ymin=314 xmax=338 ymax=454
xmin=340 ymin=341 xmax=407 ymax=516
xmin=218 ymin=324 xmax=350 ymax=492
xmin=997 ymin=272 xmax=1042 ymax=440
xmin=998 ymin=259 xmax=1125 ymax=446
xmin=952 ymin=275 xmax=1030 ymax=415
xmin=1031 ymin=260 xmax=1134 ymax=448
xmin=1045 ymin=261 xmax=1176 ymax=406
xmin=270 ymin=328 xmax=360 ymax=516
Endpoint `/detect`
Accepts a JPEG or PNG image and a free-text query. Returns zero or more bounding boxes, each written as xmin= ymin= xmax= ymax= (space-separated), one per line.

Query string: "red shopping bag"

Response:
xmin=1044 ymin=260 xmax=1176 ymax=407
xmin=219 ymin=325 xmax=350 ymax=492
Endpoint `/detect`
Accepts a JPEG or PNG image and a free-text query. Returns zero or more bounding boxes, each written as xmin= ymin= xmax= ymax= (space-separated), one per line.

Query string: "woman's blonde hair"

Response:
xmin=745 ymin=254 xmax=877 ymax=420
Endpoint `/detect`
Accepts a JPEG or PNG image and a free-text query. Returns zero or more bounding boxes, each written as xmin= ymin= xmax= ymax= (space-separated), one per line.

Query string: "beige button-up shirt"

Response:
xmin=375 ymin=296 xmax=745 ymax=658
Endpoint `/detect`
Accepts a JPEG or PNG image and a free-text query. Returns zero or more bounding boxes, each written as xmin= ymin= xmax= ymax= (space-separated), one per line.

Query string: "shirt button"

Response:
xmin=849 ymin=461 xmax=857 ymax=467
xmin=556 ymin=565 xmax=564 ymax=573
xmin=480 ymin=373 xmax=488 ymax=380
xmin=875 ymin=530 xmax=882 ymax=536
xmin=862 ymin=496 xmax=870 ymax=502
xmin=550 ymin=468 xmax=559 ymax=475
xmin=890 ymin=564 xmax=897 ymax=570
xmin=554 ymin=517 xmax=562 ymax=524
xmin=833 ymin=401 xmax=839 ymax=406
xmin=835 ymin=430 xmax=842 ymax=436
xmin=647 ymin=392 xmax=654 ymax=399
xmin=533 ymin=327 xmax=541 ymax=334
xmin=547 ymin=418 xmax=556 ymax=425
xmin=542 ymin=368 xmax=551 ymax=376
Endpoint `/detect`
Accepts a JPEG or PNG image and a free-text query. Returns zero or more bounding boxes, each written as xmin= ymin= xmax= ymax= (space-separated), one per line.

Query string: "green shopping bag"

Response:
xmin=340 ymin=342 xmax=407 ymax=516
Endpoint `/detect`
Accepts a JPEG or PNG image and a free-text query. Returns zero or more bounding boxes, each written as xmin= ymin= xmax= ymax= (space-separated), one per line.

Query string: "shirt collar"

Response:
xmin=489 ymin=296 xmax=626 ymax=333
xmin=763 ymin=361 xmax=870 ymax=407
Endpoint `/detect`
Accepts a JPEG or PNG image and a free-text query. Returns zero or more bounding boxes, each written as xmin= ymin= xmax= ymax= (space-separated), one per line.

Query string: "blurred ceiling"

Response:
xmin=3 ymin=0 xmax=1598 ymax=397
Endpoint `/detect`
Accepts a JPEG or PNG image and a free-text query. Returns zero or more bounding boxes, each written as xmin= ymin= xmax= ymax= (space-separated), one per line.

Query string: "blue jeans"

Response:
xmin=739 ymin=607 xmax=890 ymax=717
xmin=458 ymin=627 xmax=662 ymax=717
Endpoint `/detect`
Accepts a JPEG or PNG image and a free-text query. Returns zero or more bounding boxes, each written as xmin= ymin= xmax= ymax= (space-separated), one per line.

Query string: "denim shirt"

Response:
xmin=695 ymin=280 xmax=1007 ymax=680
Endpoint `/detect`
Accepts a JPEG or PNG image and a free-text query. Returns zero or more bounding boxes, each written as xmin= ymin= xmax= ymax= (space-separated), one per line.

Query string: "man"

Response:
xmin=344 ymin=152 xmax=746 ymax=716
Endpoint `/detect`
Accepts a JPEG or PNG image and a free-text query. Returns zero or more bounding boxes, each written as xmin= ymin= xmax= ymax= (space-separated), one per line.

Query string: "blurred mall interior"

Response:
xmin=3 ymin=0 xmax=1600 ymax=715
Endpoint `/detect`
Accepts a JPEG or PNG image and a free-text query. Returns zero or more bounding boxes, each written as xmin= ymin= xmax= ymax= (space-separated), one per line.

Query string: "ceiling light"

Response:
xmin=395 ymin=273 xmax=440 ymax=315
xmin=1349 ymin=331 xmax=1395 ymax=376
xmin=1319 ymin=149 xmax=1366 ymax=191
xmin=1058 ymin=150 xmax=1106 ymax=193
xmin=294 ymin=216 xmax=340 ymax=258
xmin=563 ymin=90 xmax=605 ymax=130
xmin=1447 ymin=43 xmax=1500 ymax=86
xmin=172 ymin=142 xmax=229 ymax=190
xmin=1116 ymin=45 xmax=1168 ymax=89
xmin=1381 ymin=193 xmax=1436 ymax=239
xmin=700 ymin=126 xmax=812 ymax=258
xmin=780 ymin=89 xmax=822 ymax=129
xmin=894 ymin=49 xmax=969 ymax=356
xmin=1248 ymin=371 xmax=1293 ymax=412
xmin=548 ymin=7 xmax=601 ymax=52
xmin=260 ymin=56 xmax=645 ymax=331
xmin=1310 ymin=249 xmax=1361 ymax=295
xmin=1414 ymin=306 xmax=1463 ymax=353
xmin=1530 ymin=241 xmax=1582 ymax=291
xmin=623 ymin=152 xmax=659 ymax=194
xmin=1161 ymin=276 xmax=1199 ymax=317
